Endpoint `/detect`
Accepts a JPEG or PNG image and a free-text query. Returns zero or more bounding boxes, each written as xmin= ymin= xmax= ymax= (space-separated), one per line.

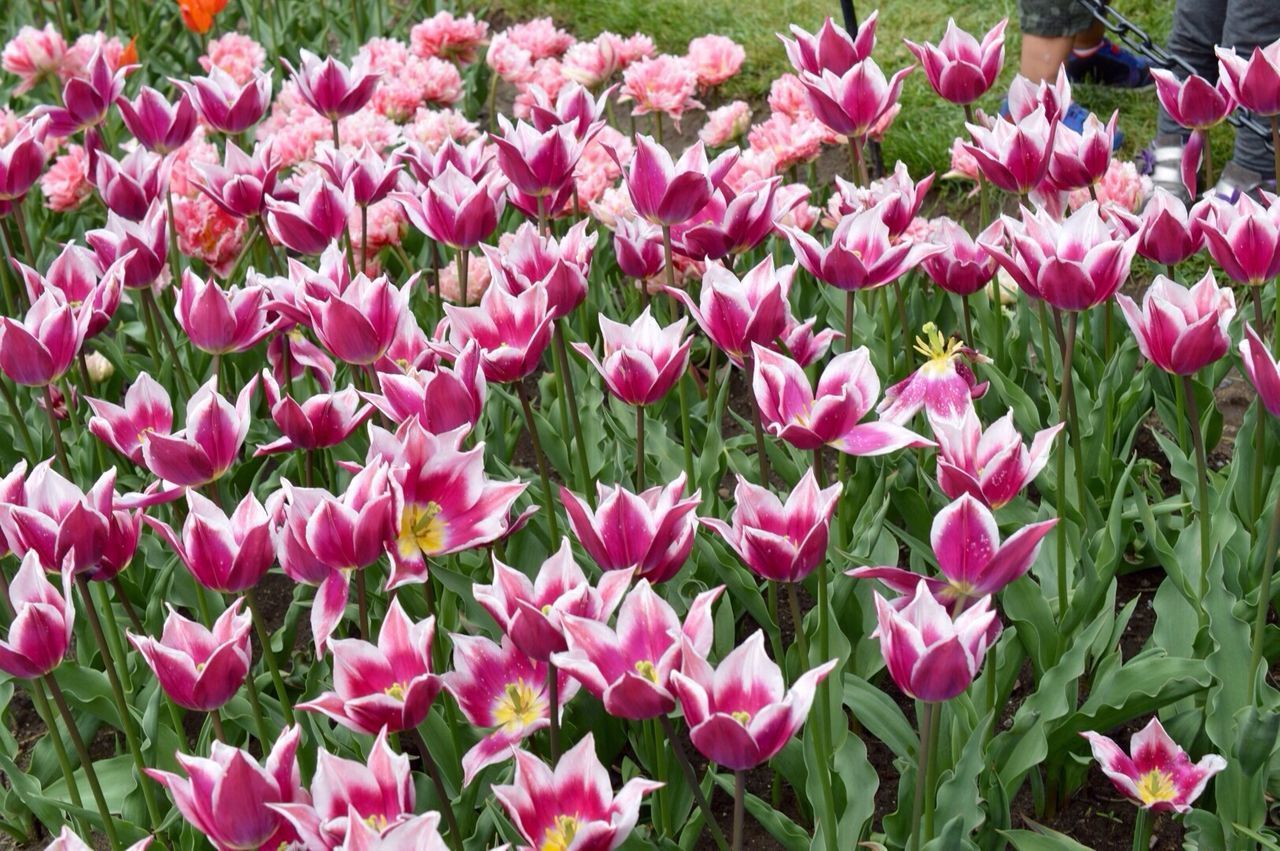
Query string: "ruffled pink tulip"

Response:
xmin=878 ymin=323 xmax=989 ymax=426
xmin=435 ymin=280 xmax=554 ymax=383
xmin=1216 ymin=42 xmax=1280 ymax=116
xmin=116 ymin=86 xmax=198 ymax=154
xmin=1240 ymin=323 xmax=1280 ymax=418
xmin=128 ymin=599 xmax=251 ymax=711
xmin=1082 ymin=718 xmax=1226 ymax=812
xmin=905 ymin=18 xmax=1006 ymax=105
xmin=1118 ymin=270 xmax=1236 ymax=375
xmin=174 ymin=66 xmax=273 ymax=134
xmin=484 ymin=219 xmax=597 ymax=319
xmin=1200 ymin=193 xmax=1280 ymax=285
xmin=0 ymin=289 xmax=90 ymax=386
xmin=87 ymin=372 xmax=172 ymax=464
xmin=0 ymin=552 xmax=74 ymax=679
xmin=139 ymin=377 xmax=256 ymax=487
xmin=283 ymin=49 xmax=379 ymax=120
xmin=667 ymin=255 xmax=790 ymax=366
xmin=962 ymin=106 xmax=1056 ymax=194
xmin=573 ymin=307 xmax=691 ymax=406
xmin=2 ymin=25 xmax=67 ymax=95
xmin=145 ymin=490 xmax=274 ymax=593
xmin=932 ymin=406 xmax=1062 ymax=509
xmin=617 ymin=134 xmax=737 ymax=227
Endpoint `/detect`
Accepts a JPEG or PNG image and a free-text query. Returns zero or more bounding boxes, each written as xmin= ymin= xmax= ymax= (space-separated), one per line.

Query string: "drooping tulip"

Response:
xmin=139 ymin=377 xmax=256 ymax=487
xmin=1240 ymin=323 xmax=1280 ymax=419
xmin=1082 ymin=718 xmax=1227 ymax=813
xmin=283 ymin=49 xmax=380 ymax=121
xmin=174 ymin=66 xmax=273 ymax=135
xmin=672 ymin=631 xmax=836 ymax=770
xmin=872 ymin=579 xmax=998 ymax=702
xmin=851 ymin=493 xmax=1057 ymax=604
xmin=552 ymin=580 xmax=721 ymax=721
xmin=667 ymin=255 xmax=791 ymax=366
xmin=572 ymin=307 xmax=692 ymax=406
xmin=616 ymin=134 xmax=737 ymax=227
xmin=483 ymin=219 xmax=597 ymax=319
xmin=128 ymin=599 xmax=251 ymax=711
xmin=256 ymin=370 xmax=371 ymax=456
xmin=434 ymin=280 xmax=555 ymax=383
xmin=1215 ymin=42 xmax=1280 ymax=116
xmin=116 ymin=86 xmax=198 ymax=154
xmin=905 ymin=18 xmax=1007 ymax=106
xmin=147 ymin=726 xmax=306 ymax=851
xmin=931 ymin=406 xmax=1062 ymax=509
xmin=0 ymin=551 xmax=74 ymax=679
xmin=1117 ymin=270 xmax=1236 ymax=376
xmin=0 ymin=289 xmax=91 ymax=386
xmin=877 ymin=323 xmax=989 ymax=427
xmin=144 ymin=490 xmax=275 ymax=593
xmin=962 ymin=105 xmax=1056 ymax=194
xmin=87 ymin=372 xmax=173 ymax=464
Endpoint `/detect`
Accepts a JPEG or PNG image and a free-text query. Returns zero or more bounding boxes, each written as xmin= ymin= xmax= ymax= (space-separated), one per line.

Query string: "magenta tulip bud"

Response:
xmin=675 ymin=177 xmax=781 ymax=260
xmin=0 ymin=288 xmax=91 ymax=387
xmin=445 ymin=632 xmax=577 ymax=784
xmin=0 ymin=462 xmax=117 ymax=575
xmin=1134 ymin=189 xmax=1204 ymax=266
xmin=1118 ymin=271 xmax=1235 ymax=375
xmin=193 ymin=140 xmax=281 ymax=220
xmin=435 ymin=281 xmax=555 ymax=383
xmin=16 ymin=244 xmax=126 ymax=340
xmin=752 ymin=343 xmax=932 ymax=455
xmin=396 ymin=164 xmax=504 ymax=249
xmin=1240 ymin=323 xmax=1280 ymax=419
xmin=873 ymin=580 xmax=998 ymax=701
xmin=1047 ymin=110 xmax=1116 ymax=191
xmin=256 ymin=370 xmax=371 ymax=455
xmin=86 ymin=203 xmax=168 ymax=290
xmin=667 ymin=255 xmax=791 ymax=366
xmin=552 ymin=580 xmax=723 ymax=720
xmin=272 ymin=730 xmax=412 ymax=851
xmin=175 ymin=268 xmax=276 ymax=355
xmin=906 ymin=18 xmax=1006 ymax=105
xmin=613 ymin=217 xmax=665 ymax=280
xmin=128 ymin=599 xmax=251 ymax=711
xmin=573 ymin=307 xmax=692 ymax=406
xmin=786 ymin=202 xmax=941 ymax=292
xmin=139 ymin=377 xmax=256 ymax=487
xmin=1082 ymin=718 xmax=1226 ymax=812
xmin=298 ymin=599 xmax=442 ymax=735
xmin=364 ymin=341 xmax=486 ymax=434
xmin=962 ymin=105 xmax=1056 ymax=194
xmin=483 ymin=219 xmax=597 ymax=319
xmin=314 ymin=142 xmax=401 ymax=208
xmin=173 ymin=66 xmax=273 ymax=135
xmin=265 ymin=172 xmax=354 ymax=255
xmin=702 ymin=470 xmax=840 ymax=583
xmin=44 ymin=49 xmax=131 ymax=136
xmin=87 ymin=372 xmax=173 ymax=464
xmin=147 ymin=726 xmax=306 ymax=851
xmin=1151 ymin=69 xmax=1234 ymax=131
xmin=301 ymin=267 xmax=411 ymax=365
xmin=932 ymin=406 xmax=1062 ymax=510
xmin=493 ymin=733 xmax=661 ymax=851
xmin=781 ymin=13 xmax=878 ymax=77
xmin=852 ymin=493 xmax=1057 ymax=603
xmin=0 ymin=116 xmax=50 ymax=203
xmin=283 ymin=49 xmax=380 ymax=121
xmin=1199 ymin=193 xmax=1280 ymax=285
xmin=672 ymin=631 xmax=836 ymax=770
xmin=619 ymin=134 xmax=737 ymax=226
xmin=145 ymin=490 xmax=274 ymax=593
xmin=116 ymin=86 xmax=198 ymax=154
xmin=1006 ymin=68 xmax=1072 ymax=123
xmin=920 ymin=218 xmax=1003 ymax=296
xmin=799 ymin=56 xmax=912 ymax=140
xmin=491 ymin=115 xmax=595 ymax=201
xmin=986 ymin=201 xmax=1138 ymax=311
xmin=1215 ymin=42 xmax=1280 ymax=116
xmin=879 ymin=323 xmax=989 ymax=427
xmin=0 ymin=552 xmax=74 ymax=679
xmin=475 ymin=537 xmax=632 ymax=661
xmin=561 ymin=473 xmax=700 ymax=584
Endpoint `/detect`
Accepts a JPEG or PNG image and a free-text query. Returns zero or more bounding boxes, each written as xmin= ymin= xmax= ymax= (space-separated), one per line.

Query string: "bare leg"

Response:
xmin=1020 ymin=34 xmax=1075 ymax=83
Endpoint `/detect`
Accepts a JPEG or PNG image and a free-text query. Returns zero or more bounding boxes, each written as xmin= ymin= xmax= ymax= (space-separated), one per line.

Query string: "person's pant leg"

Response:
xmin=1157 ymin=0 xmax=1228 ymax=140
xmin=1223 ymin=0 xmax=1280 ymax=176
xmin=1019 ymin=0 xmax=1095 ymax=37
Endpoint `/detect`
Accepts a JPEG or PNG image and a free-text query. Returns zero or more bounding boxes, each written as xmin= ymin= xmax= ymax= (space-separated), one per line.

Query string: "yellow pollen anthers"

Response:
xmin=384 ymin=682 xmax=407 ymax=701
xmin=398 ymin=501 xmax=446 ymax=557
xmin=364 ymin=814 xmax=389 ymax=831
xmin=541 ymin=814 xmax=579 ymax=851
xmin=493 ymin=678 xmax=546 ymax=732
xmin=1135 ymin=769 xmax=1178 ymax=806
xmin=913 ymin=322 xmax=963 ymax=376
xmin=634 ymin=659 xmax=660 ymax=683
xmin=731 ymin=710 xmax=752 ymax=726
xmin=194 ymin=661 xmax=206 ymax=673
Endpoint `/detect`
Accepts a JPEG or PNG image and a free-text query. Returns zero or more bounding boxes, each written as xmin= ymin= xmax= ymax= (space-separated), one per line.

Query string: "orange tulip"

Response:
xmin=176 ymin=0 xmax=228 ymax=34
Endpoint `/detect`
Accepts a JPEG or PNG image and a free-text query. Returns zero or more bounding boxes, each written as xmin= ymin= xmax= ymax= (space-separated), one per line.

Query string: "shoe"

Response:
xmin=1060 ymin=101 xmax=1125 ymax=151
xmin=1201 ymin=160 xmax=1277 ymax=203
xmin=1149 ymin=134 xmax=1191 ymax=203
xmin=1065 ymin=38 xmax=1153 ymax=88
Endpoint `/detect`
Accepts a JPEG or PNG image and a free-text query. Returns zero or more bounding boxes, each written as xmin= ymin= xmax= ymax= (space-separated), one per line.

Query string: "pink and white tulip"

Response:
xmin=0 ymin=551 xmax=74 ymax=679
xmin=905 ymin=19 xmax=1006 ymax=106
xmin=145 ymin=490 xmax=275 ymax=593
xmin=256 ymin=370 xmax=371 ymax=455
xmin=667 ymin=255 xmax=790 ymax=366
xmin=878 ymin=323 xmax=989 ymax=427
xmin=283 ymin=49 xmax=380 ymax=120
xmin=128 ymin=599 xmax=251 ymax=711
xmin=139 ymin=378 xmax=256 ymax=487
xmin=1240 ymin=323 xmax=1280 ymax=419
xmin=483 ymin=219 xmax=597 ymax=319
xmin=1117 ymin=271 xmax=1235 ymax=376
xmin=434 ymin=280 xmax=555 ymax=383
xmin=932 ymin=406 xmax=1062 ymax=509
xmin=87 ymin=372 xmax=172 ymax=464
xmin=616 ymin=134 xmax=737 ymax=227
xmin=572 ymin=307 xmax=692 ymax=406
xmin=1082 ymin=718 xmax=1226 ymax=813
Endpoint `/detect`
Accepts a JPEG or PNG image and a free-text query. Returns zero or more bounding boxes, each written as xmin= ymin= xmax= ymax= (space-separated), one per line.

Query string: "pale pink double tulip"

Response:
xmin=553 ymin=580 xmax=722 ymax=719
xmin=0 ymin=552 xmax=74 ymax=679
xmin=301 ymin=267 xmax=412 ymax=366
xmin=266 ymin=173 xmax=354 ymax=255
xmin=145 ymin=491 xmax=275 ymax=593
xmin=932 ymin=406 xmax=1062 ymax=509
xmin=1082 ymin=718 xmax=1226 ymax=812
xmin=617 ymin=134 xmax=737 ymax=227
xmin=116 ymin=86 xmax=198 ymax=154
xmin=667 ymin=255 xmax=791 ymax=366
xmin=365 ymin=342 xmax=486 ymax=434
xmin=87 ymin=372 xmax=172 ymax=464
xmin=1240 ymin=324 xmax=1280 ymax=418
xmin=921 ymin=218 xmax=1004 ymax=296
xmin=800 ymin=56 xmax=911 ymax=140
xmin=1200 ymin=194 xmax=1280 ymax=285
xmin=0 ymin=289 xmax=91 ymax=386
xmin=673 ymin=631 xmax=836 ymax=769
xmin=786 ymin=202 xmax=940 ymax=292
xmin=561 ymin=474 xmax=700 ymax=583
xmin=1216 ymin=41 xmax=1280 ymax=116
xmin=396 ymin=164 xmax=504 ymax=250
xmin=702 ymin=470 xmax=840 ymax=583
xmin=484 ymin=219 xmax=597 ymax=319
xmin=1134 ymin=189 xmax=1204 ymax=267
xmin=851 ymin=494 xmax=1057 ymax=604
xmin=493 ymin=734 xmax=661 ymax=851
xmin=174 ymin=67 xmax=273 ymax=135
xmin=148 ymin=726 xmax=306 ymax=851
xmin=435 ymin=281 xmax=555 ymax=383
xmin=175 ymin=269 xmax=276 ymax=355
xmin=299 ymin=598 xmax=441 ymax=733
xmin=963 ymin=106 xmax=1056 ymax=194
xmin=128 ymin=600 xmax=251 ymax=711
xmin=872 ymin=579 xmax=998 ymax=702
xmin=474 ymin=537 xmax=632 ymax=661
xmin=905 ymin=18 xmax=1007 ymax=105
xmin=752 ymin=344 xmax=932 ymax=455
xmin=283 ymin=49 xmax=380 ymax=120
xmin=1118 ymin=271 xmax=1236 ymax=375
xmin=573 ymin=307 xmax=692 ymax=406
xmin=139 ymin=378 xmax=256 ymax=487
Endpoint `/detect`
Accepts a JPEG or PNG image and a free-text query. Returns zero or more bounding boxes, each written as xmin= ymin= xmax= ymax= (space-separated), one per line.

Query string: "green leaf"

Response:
xmin=712 ymin=773 xmax=809 ymax=851
xmin=843 ymin=674 xmax=917 ymax=762
xmin=999 ymin=826 xmax=1094 ymax=850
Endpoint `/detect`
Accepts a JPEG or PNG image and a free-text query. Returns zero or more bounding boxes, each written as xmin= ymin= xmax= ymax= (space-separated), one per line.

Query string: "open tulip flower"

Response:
xmin=300 ymin=597 xmax=442 ymax=734
xmin=85 ymin=203 xmax=169 ymax=290
xmin=1082 ymin=718 xmax=1227 ymax=813
xmin=617 ymin=134 xmax=737 ymax=227
xmin=0 ymin=461 xmax=118 ymax=575
xmin=672 ymin=631 xmax=837 ymax=770
xmin=561 ymin=474 xmax=700 ymax=583
xmin=552 ymin=580 xmax=722 ymax=720
xmin=851 ymin=493 xmax=1057 ymax=604
xmin=116 ymin=85 xmax=198 ymax=154
xmin=283 ymin=48 xmax=380 ymax=120
xmin=445 ymin=632 xmax=578 ymax=784
xmin=932 ymin=406 xmax=1062 ymax=509
xmin=474 ymin=537 xmax=632 ymax=660
xmin=1215 ymin=42 xmax=1280 ymax=116
xmin=435 ymin=280 xmax=555 ymax=382
xmin=674 ymin=177 xmax=785 ymax=261
xmin=0 ymin=288 xmax=91 ymax=387
xmin=572 ymin=307 xmax=692 ymax=406
xmin=128 ymin=599 xmax=251 ymax=711
xmin=483 ymin=219 xmax=597 ymax=319
xmin=667 ymin=255 xmax=791 ymax=367
xmin=16 ymin=244 xmax=125 ymax=340
xmin=799 ymin=55 xmax=912 ymax=140
xmin=266 ymin=172 xmax=355 ymax=255
xmin=396 ymin=163 xmax=504 ymax=250
xmin=341 ymin=811 xmax=448 ymax=851
xmin=193 ymin=140 xmax=281 ymax=220
xmin=781 ymin=13 xmax=878 ymax=78
xmin=785 ymin=201 xmax=941 ymax=293
xmin=872 ymin=579 xmax=998 ymax=702
xmin=87 ymin=372 xmax=173 ymax=464
xmin=752 ymin=343 xmax=933 ymax=455
xmin=365 ymin=341 xmax=487 ymax=434
xmin=493 ymin=733 xmax=661 ymax=851
xmin=1134 ymin=188 xmax=1204 ymax=267
xmin=878 ymin=323 xmax=989 ymax=427
xmin=139 ymin=377 xmax=257 ymax=488
xmin=174 ymin=268 xmax=277 ymax=355
xmin=145 ymin=490 xmax=275 ymax=593
xmin=905 ymin=18 xmax=1006 ymax=106
xmin=0 ymin=551 xmax=74 ymax=679
xmin=147 ymin=725 xmax=307 ymax=851
xmin=256 ymin=369 xmax=372 ymax=455
xmin=1241 ymin=323 xmax=1280 ymax=418
xmin=272 ymin=730 xmax=413 ymax=851
xmin=962 ymin=105 xmax=1055 ymax=194
xmin=1199 ymin=193 xmax=1280 ymax=286
xmin=1117 ymin=271 xmax=1236 ymax=376
xmin=173 ymin=66 xmax=273 ymax=135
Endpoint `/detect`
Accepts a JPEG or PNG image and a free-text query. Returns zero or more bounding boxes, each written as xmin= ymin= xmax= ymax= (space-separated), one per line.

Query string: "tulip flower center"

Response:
xmin=633 ymin=659 xmax=660 ymax=683
xmin=384 ymin=682 xmax=407 ymax=701
xmin=494 ymin=678 xmax=546 ymax=731
xmin=364 ymin=814 xmax=389 ymax=831
xmin=1135 ymin=769 xmax=1178 ymax=806
xmin=399 ymin=501 xmax=447 ymax=556
xmin=913 ymin=322 xmax=963 ymax=376
xmin=542 ymin=814 xmax=579 ymax=851
xmin=731 ymin=710 xmax=752 ymax=726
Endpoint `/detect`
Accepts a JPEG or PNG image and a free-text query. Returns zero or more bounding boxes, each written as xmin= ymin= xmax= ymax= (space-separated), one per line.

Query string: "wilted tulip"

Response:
xmin=932 ymin=406 xmax=1062 ymax=509
xmin=283 ymin=49 xmax=380 ymax=121
xmin=878 ymin=323 xmax=989 ymax=427
xmin=905 ymin=18 xmax=1007 ymax=105
xmin=672 ymin=631 xmax=836 ymax=769
xmin=572 ymin=307 xmax=692 ymax=406
xmin=174 ymin=66 xmax=273 ymax=134
xmin=139 ymin=377 xmax=256 ymax=487
xmin=145 ymin=491 xmax=274 ymax=593
xmin=872 ymin=579 xmax=998 ymax=702
xmin=962 ymin=105 xmax=1056 ymax=194
xmin=1117 ymin=271 xmax=1236 ymax=375
xmin=116 ymin=86 xmax=198 ymax=154
xmin=617 ymin=134 xmax=737 ymax=227
xmin=0 ymin=552 xmax=74 ymax=679
xmin=483 ymin=219 xmax=597 ymax=319
xmin=435 ymin=281 xmax=555 ymax=383
xmin=128 ymin=599 xmax=251 ymax=711
xmin=1082 ymin=718 xmax=1226 ymax=812
xmin=1216 ymin=42 xmax=1280 ymax=116
xmin=667 ymin=255 xmax=790 ymax=366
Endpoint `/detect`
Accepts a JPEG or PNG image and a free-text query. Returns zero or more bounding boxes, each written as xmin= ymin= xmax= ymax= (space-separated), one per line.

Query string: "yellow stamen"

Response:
xmin=398 ymin=501 xmax=446 ymax=557
xmin=913 ymin=322 xmax=964 ymax=377
xmin=492 ymin=679 xmax=546 ymax=732
xmin=541 ymin=814 xmax=579 ymax=851
xmin=1135 ymin=769 xmax=1178 ymax=806
xmin=634 ymin=659 xmax=660 ymax=683
xmin=384 ymin=682 xmax=406 ymax=701
xmin=731 ymin=710 xmax=751 ymax=726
